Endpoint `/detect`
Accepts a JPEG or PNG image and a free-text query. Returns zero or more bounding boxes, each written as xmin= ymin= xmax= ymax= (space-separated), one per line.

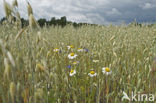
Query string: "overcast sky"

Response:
xmin=0 ymin=0 xmax=156 ymax=25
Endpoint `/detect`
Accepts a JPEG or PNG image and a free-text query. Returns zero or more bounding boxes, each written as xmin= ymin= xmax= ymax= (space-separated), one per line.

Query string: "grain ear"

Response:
xmin=3 ymin=0 xmax=12 ymax=18
xmin=15 ymin=28 xmax=26 ymax=41
xmin=27 ymin=2 xmax=33 ymax=16
xmin=10 ymin=82 xmax=16 ymax=103
xmin=29 ymin=14 xmax=40 ymax=29
xmin=27 ymin=2 xmax=40 ymax=29
xmin=12 ymin=0 xmax=18 ymax=8
xmin=150 ymin=57 xmax=156 ymax=89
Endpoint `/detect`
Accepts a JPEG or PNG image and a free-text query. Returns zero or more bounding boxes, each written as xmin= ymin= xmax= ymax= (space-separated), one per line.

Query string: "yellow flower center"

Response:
xmin=54 ymin=48 xmax=59 ymax=50
xmin=73 ymin=61 xmax=77 ymax=64
xmin=105 ymin=67 xmax=110 ymax=72
xmin=90 ymin=70 xmax=95 ymax=74
xmin=70 ymin=53 xmax=75 ymax=56
xmin=70 ymin=70 xmax=74 ymax=73
xmin=70 ymin=45 xmax=74 ymax=48
xmin=78 ymin=48 xmax=82 ymax=50
xmin=54 ymin=48 xmax=59 ymax=52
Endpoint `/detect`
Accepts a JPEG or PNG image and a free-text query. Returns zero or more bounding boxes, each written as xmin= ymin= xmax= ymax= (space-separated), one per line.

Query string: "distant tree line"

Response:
xmin=0 ymin=16 xmax=98 ymax=28
xmin=0 ymin=16 xmax=155 ymax=28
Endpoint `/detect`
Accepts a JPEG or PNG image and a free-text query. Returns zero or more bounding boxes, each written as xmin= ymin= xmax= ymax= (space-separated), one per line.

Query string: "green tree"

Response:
xmin=38 ymin=18 xmax=47 ymax=27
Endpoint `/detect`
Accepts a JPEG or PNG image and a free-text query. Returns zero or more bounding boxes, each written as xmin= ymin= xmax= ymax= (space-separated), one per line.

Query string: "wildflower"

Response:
xmin=93 ymin=60 xmax=99 ymax=63
xmin=102 ymin=67 xmax=112 ymax=75
xmin=77 ymin=48 xmax=84 ymax=52
xmin=73 ymin=61 xmax=80 ymax=65
xmin=69 ymin=69 xmax=76 ymax=76
xmin=53 ymin=48 xmax=60 ymax=53
xmin=83 ymin=48 xmax=89 ymax=53
xmin=88 ymin=69 xmax=97 ymax=77
xmin=67 ymin=65 xmax=71 ymax=69
xmin=67 ymin=45 xmax=74 ymax=50
xmin=68 ymin=53 xmax=77 ymax=59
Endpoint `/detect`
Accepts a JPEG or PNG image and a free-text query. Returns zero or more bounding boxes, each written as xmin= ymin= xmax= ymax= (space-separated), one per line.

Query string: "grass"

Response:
xmin=0 ymin=23 xmax=156 ymax=103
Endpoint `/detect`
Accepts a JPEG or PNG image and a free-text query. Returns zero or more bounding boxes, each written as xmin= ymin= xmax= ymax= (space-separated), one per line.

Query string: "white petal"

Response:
xmin=67 ymin=46 xmax=70 ymax=49
xmin=68 ymin=54 xmax=77 ymax=59
xmin=102 ymin=67 xmax=106 ymax=71
xmin=69 ymin=70 xmax=76 ymax=76
xmin=88 ymin=73 xmax=97 ymax=77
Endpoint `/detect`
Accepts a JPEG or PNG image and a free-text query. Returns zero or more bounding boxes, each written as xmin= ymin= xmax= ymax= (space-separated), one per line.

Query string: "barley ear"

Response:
xmin=27 ymin=2 xmax=33 ymax=16
xmin=3 ymin=58 xmax=10 ymax=81
xmin=12 ymin=0 xmax=18 ymax=8
xmin=10 ymin=82 xmax=16 ymax=103
xmin=15 ymin=28 xmax=26 ymax=41
xmin=34 ymin=88 xmax=43 ymax=103
xmin=151 ymin=57 xmax=156 ymax=89
xmin=29 ymin=14 xmax=40 ymax=29
xmin=3 ymin=0 xmax=12 ymax=18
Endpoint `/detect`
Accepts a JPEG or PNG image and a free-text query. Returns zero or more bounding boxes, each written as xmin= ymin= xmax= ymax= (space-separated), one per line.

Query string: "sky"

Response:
xmin=0 ymin=0 xmax=156 ymax=25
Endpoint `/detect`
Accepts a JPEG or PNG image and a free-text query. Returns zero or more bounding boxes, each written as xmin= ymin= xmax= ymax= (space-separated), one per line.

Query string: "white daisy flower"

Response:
xmin=93 ymin=60 xmax=99 ymax=63
xmin=67 ymin=45 xmax=74 ymax=50
xmin=73 ymin=61 xmax=80 ymax=65
xmin=88 ymin=69 xmax=97 ymax=77
xmin=77 ymin=48 xmax=84 ymax=52
xmin=102 ymin=67 xmax=112 ymax=75
xmin=68 ymin=53 xmax=77 ymax=59
xmin=53 ymin=48 xmax=60 ymax=53
xmin=69 ymin=69 xmax=76 ymax=76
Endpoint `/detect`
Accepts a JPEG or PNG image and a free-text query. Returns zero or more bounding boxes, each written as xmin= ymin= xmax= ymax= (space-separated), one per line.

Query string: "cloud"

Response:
xmin=106 ymin=8 xmax=122 ymax=16
xmin=141 ymin=3 xmax=156 ymax=10
xmin=0 ymin=0 xmax=156 ymax=25
xmin=143 ymin=3 xmax=152 ymax=9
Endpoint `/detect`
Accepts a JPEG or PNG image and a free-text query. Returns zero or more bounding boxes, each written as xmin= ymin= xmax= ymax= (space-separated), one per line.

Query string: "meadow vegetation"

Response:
xmin=0 ymin=23 xmax=156 ymax=103
xmin=0 ymin=0 xmax=156 ymax=103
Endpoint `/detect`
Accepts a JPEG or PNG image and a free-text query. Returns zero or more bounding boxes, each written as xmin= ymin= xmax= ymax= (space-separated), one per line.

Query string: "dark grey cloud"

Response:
xmin=0 ymin=0 xmax=156 ymax=24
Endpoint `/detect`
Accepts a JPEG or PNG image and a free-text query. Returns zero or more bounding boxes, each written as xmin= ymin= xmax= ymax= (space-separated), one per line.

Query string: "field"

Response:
xmin=0 ymin=23 xmax=156 ymax=103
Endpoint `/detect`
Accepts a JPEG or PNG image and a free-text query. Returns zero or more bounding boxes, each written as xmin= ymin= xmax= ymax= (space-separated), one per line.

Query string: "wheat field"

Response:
xmin=0 ymin=22 xmax=156 ymax=103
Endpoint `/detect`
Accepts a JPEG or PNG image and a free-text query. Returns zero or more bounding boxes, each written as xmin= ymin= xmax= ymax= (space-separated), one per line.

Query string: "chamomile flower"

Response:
xmin=68 ymin=53 xmax=77 ymax=59
xmin=67 ymin=45 xmax=74 ymax=50
xmin=102 ymin=67 xmax=112 ymax=75
xmin=73 ymin=61 xmax=80 ymax=65
xmin=93 ymin=60 xmax=99 ymax=63
xmin=53 ymin=48 xmax=60 ymax=53
xmin=69 ymin=69 xmax=76 ymax=76
xmin=88 ymin=69 xmax=97 ymax=77
xmin=77 ymin=48 xmax=84 ymax=52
